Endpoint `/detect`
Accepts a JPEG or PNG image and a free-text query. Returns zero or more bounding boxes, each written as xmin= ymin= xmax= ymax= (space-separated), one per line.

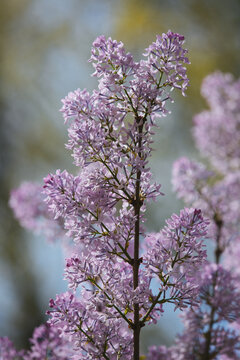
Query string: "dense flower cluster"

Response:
xmin=24 ymin=323 xmax=73 ymax=360
xmin=6 ymin=31 xmax=201 ymax=360
xmin=9 ymin=181 xmax=65 ymax=242
xmin=0 ymin=337 xmax=23 ymax=360
xmin=172 ymin=158 xmax=240 ymax=249
xmin=169 ymin=265 xmax=240 ymax=359
xmin=193 ymin=71 xmax=240 ymax=173
xmin=143 ymin=208 xmax=208 ymax=309
xmin=146 ymin=344 xmax=173 ymax=360
xmin=47 ymin=291 xmax=133 ymax=359
xmin=64 ymin=255 xmax=154 ymax=315
xmin=8 ymin=35 xmax=240 ymax=360
xmin=7 ymin=33 xmax=240 ymax=359
xmin=0 ymin=324 xmax=73 ymax=360
xmin=168 ymin=72 xmax=240 ymax=359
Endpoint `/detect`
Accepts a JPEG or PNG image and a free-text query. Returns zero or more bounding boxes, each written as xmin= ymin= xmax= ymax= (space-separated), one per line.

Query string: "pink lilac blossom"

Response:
xmin=62 ymin=32 xmax=189 ymax=175
xmin=143 ymin=208 xmax=208 ymax=310
xmin=43 ymin=163 xmax=162 ymax=260
xmin=43 ymin=166 xmax=133 ymax=257
xmin=64 ymin=253 xmax=162 ymax=325
xmin=142 ymin=31 xmax=189 ymax=96
xmin=47 ymin=291 xmax=133 ymax=359
xmin=201 ymin=72 xmax=240 ymax=115
xmin=193 ymin=72 xmax=240 ymax=173
xmin=168 ymin=265 xmax=240 ymax=359
xmin=89 ymin=35 xmax=137 ymax=96
xmin=24 ymin=323 xmax=73 ymax=359
xmin=169 ymin=72 xmax=240 ymax=360
xmin=146 ymin=345 xmax=174 ymax=360
xmin=0 ymin=325 xmax=74 ymax=360
xmin=8 ymin=32 xmax=219 ymax=360
xmin=9 ymin=182 xmax=65 ymax=242
xmin=62 ymin=207 xmax=208 ymax=319
xmin=0 ymin=337 xmax=24 ymax=360
xmin=172 ymin=157 xmax=240 ymax=249
xmin=45 ymin=31 xmax=192 ymax=359
xmin=88 ymin=32 xmax=189 ymax=119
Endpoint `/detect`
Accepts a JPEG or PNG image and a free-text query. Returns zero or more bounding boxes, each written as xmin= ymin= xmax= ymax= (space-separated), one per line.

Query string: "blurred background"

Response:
xmin=0 ymin=0 xmax=239 ymax=353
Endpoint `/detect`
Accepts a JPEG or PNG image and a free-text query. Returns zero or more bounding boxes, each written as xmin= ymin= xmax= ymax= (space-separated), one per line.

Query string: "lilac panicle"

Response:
xmin=143 ymin=31 xmax=189 ymax=96
xmin=24 ymin=323 xmax=73 ymax=359
xmin=64 ymin=252 xmax=162 ymax=325
xmin=60 ymin=88 xmax=92 ymax=124
xmin=9 ymin=31 xmax=192 ymax=359
xmin=48 ymin=31 xmax=192 ymax=358
xmin=172 ymin=157 xmax=240 ymax=250
xmin=61 ymin=31 xmax=189 ymax=172
xmin=0 ymin=337 xmax=24 ymax=360
xmin=90 ymin=35 xmax=137 ymax=92
xmin=172 ymin=157 xmax=214 ymax=206
xmin=200 ymin=71 xmax=240 ymax=114
xmin=198 ymin=264 xmax=240 ymax=323
xmin=0 ymin=323 xmax=73 ymax=359
xmin=47 ymin=291 xmax=133 ymax=359
xmin=42 ymin=163 xmax=163 ymax=262
xmin=169 ymin=71 xmax=240 ymax=360
xmin=9 ymin=182 xmax=65 ymax=242
xmin=168 ymin=265 xmax=240 ymax=359
xmin=146 ymin=345 xmax=174 ymax=360
xmin=143 ymin=208 xmax=208 ymax=310
xmin=193 ymin=72 xmax=240 ymax=172
xmin=145 ymin=266 xmax=240 ymax=359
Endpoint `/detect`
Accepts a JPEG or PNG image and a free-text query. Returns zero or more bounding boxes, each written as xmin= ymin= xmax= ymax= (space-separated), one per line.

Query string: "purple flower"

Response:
xmin=143 ymin=31 xmax=189 ymax=96
xmin=0 ymin=337 xmax=23 ymax=360
xmin=193 ymin=72 xmax=240 ymax=172
xmin=146 ymin=345 xmax=174 ymax=360
xmin=143 ymin=208 xmax=208 ymax=310
xmin=24 ymin=323 xmax=73 ymax=359
xmin=9 ymin=182 xmax=65 ymax=242
xmin=172 ymin=158 xmax=240 ymax=249
xmin=169 ymin=264 xmax=240 ymax=359
xmin=8 ymin=32 xmax=193 ymax=359
xmin=47 ymin=291 xmax=133 ymax=359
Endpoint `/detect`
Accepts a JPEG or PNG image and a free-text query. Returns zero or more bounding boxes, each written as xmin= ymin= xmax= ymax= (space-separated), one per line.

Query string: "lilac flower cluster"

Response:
xmin=64 ymin=255 xmax=154 ymax=316
xmin=165 ymin=72 xmax=240 ymax=359
xmin=48 ymin=291 xmax=132 ymax=360
xmin=7 ymin=36 xmax=240 ymax=360
xmin=143 ymin=208 xmax=208 ymax=310
xmin=9 ymin=33 xmax=239 ymax=360
xmin=0 ymin=337 xmax=23 ymax=360
xmin=172 ymin=158 xmax=240 ymax=249
xmin=24 ymin=323 xmax=73 ymax=360
xmin=6 ymin=31 xmax=199 ymax=359
xmin=168 ymin=265 xmax=240 ymax=360
xmin=9 ymin=181 xmax=65 ymax=242
xmin=0 ymin=324 xmax=72 ymax=360
xmin=193 ymin=71 xmax=240 ymax=173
